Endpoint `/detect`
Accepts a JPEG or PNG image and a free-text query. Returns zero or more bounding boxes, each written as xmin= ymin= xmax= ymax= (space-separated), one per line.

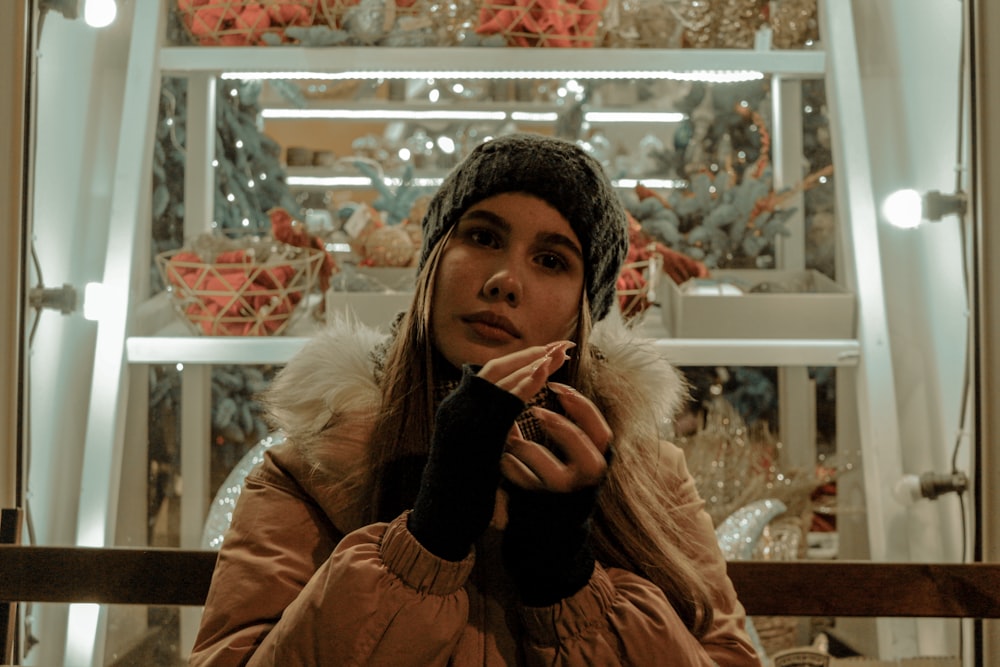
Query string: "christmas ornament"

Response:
xmin=477 ymin=0 xmax=608 ymax=47
xmin=677 ymin=0 xmax=715 ymax=48
xmin=715 ymin=498 xmax=787 ymax=560
xmin=202 ymin=432 xmax=285 ymax=549
xmin=714 ymin=0 xmax=764 ymax=48
xmin=362 ymin=226 xmax=416 ymax=267
xmin=770 ymin=0 xmax=818 ymax=49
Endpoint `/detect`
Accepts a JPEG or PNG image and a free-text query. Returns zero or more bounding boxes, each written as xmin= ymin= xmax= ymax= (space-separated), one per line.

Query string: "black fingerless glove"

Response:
xmin=502 ymin=484 xmax=600 ymax=607
xmin=408 ymin=366 xmax=525 ymax=561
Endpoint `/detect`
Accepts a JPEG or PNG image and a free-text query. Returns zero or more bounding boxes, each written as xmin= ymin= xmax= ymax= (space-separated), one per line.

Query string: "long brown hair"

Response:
xmin=362 ymin=226 xmax=715 ymax=637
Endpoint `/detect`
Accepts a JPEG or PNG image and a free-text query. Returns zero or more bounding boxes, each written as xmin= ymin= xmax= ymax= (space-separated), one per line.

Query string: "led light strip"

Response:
xmin=224 ymin=70 xmax=765 ymax=83
xmin=286 ymin=175 xmax=684 ymax=189
xmin=262 ymin=108 xmax=507 ymax=121
xmin=583 ymin=111 xmax=685 ymax=123
xmin=263 ymin=109 xmax=683 ymax=123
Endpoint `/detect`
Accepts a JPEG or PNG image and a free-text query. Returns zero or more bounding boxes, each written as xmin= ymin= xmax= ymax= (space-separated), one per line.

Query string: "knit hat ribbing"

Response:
xmin=418 ymin=133 xmax=629 ymax=322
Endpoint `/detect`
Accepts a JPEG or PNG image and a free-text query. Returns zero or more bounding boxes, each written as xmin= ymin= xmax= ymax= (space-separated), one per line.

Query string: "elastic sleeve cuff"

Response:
xmin=517 ymin=563 xmax=615 ymax=646
xmin=380 ymin=512 xmax=476 ymax=596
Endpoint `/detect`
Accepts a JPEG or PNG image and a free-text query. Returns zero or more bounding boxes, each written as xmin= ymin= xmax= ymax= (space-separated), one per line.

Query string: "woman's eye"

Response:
xmin=537 ymin=252 xmax=569 ymax=272
xmin=468 ymin=228 xmax=500 ymax=248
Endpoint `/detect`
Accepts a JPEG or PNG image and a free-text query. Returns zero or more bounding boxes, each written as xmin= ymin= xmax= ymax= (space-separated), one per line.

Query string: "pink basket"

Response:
xmin=157 ymin=242 xmax=325 ymax=336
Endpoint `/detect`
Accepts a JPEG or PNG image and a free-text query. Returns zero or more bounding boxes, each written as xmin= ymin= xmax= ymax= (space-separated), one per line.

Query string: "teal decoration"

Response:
xmin=715 ymin=498 xmax=788 ymax=665
xmin=201 ymin=432 xmax=285 ymax=550
xmin=715 ymin=498 xmax=788 ymax=561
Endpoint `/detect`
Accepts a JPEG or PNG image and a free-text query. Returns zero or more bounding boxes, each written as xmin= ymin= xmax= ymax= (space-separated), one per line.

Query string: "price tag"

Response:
xmin=344 ymin=206 xmax=372 ymax=239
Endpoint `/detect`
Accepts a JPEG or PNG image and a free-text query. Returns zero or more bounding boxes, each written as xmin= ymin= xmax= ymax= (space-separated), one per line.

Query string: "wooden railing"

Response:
xmin=1 ymin=545 xmax=999 ymax=618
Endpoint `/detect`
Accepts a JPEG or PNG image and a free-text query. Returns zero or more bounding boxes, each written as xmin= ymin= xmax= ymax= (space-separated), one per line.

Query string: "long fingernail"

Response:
xmin=547 ymin=381 xmax=577 ymax=396
xmin=531 ymin=352 xmax=552 ymax=373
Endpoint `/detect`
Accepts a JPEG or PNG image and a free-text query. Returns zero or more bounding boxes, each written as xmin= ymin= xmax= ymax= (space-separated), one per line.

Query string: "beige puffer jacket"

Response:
xmin=190 ymin=317 xmax=762 ymax=667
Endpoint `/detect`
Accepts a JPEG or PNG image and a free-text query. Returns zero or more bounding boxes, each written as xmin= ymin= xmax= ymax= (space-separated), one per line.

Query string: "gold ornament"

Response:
xmin=770 ymin=0 xmax=818 ymax=49
xmin=363 ymin=226 xmax=416 ymax=267
xmin=678 ymin=0 xmax=716 ymax=48
xmin=714 ymin=0 xmax=763 ymax=48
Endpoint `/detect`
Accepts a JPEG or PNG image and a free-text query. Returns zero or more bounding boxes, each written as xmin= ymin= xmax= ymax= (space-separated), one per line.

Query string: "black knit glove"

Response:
xmin=502 ymin=483 xmax=600 ymax=607
xmin=408 ymin=366 xmax=525 ymax=561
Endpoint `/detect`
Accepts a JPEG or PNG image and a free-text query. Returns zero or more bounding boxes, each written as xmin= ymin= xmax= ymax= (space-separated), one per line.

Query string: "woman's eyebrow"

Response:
xmin=460 ymin=209 xmax=510 ymax=232
xmin=537 ymin=231 xmax=583 ymax=261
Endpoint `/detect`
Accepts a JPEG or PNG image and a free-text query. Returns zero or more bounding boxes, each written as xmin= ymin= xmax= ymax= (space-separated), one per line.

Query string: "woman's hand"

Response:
xmin=500 ymin=382 xmax=613 ymax=494
xmin=498 ymin=378 xmax=612 ymax=606
xmin=476 ymin=340 xmax=575 ymax=402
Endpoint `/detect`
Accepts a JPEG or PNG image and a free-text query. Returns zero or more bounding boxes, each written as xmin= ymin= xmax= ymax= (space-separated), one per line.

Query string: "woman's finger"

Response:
xmin=547 ymin=382 xmax=614 ymax=457
xmin=480 ymin=341 xmax=575 ymax=402
xmin=500 ymin=451 xmax=544 ymax=490
xmin=531 ymin=407 xmax=607 ymax=488
xmin=502 ymin=435 xmax=579 ymax=492
xmin=477 ymin=344 xmax=551 ymax=384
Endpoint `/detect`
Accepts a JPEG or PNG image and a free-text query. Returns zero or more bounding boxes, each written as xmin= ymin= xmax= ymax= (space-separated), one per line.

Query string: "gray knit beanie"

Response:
xmin=418 ymin=133 xmax=629 ymax=322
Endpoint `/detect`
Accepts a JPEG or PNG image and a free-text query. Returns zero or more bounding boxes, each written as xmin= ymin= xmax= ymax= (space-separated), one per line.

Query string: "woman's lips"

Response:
xmin=463 ymin=312 xmax=522 ymax=342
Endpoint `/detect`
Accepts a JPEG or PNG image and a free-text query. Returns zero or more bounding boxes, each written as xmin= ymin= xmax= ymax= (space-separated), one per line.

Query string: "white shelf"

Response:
xmin=126 ymin=333 xmax=858 ymax=366
xmin=159 ymin=46 xmax=826 ymax=78
xmin=126 ymin=303 xmax=859 ymax=366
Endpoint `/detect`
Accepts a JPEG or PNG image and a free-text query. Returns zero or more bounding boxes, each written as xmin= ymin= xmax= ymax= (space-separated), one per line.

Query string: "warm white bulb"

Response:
xmin=893 ymin=474 xmax=923 ymax=505
xmin=883 ymin=189 xmax=923 ymax=229
xmin=84 ymin=0 xmax=117 ymax=28
xmin=83 ymin=282 xmax=109 ymax=322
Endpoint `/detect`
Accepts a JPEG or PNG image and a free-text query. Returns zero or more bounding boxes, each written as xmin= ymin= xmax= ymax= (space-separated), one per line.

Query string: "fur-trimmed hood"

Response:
xmin=262 ymin=312 xmax=687 ymax=524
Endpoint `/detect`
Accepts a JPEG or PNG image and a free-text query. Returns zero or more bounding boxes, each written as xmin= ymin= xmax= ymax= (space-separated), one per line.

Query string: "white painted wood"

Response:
xmin=178 ymin=72 xmax=218 ymax=658
xmin=819 ymin=0 xmax=916 ymax=657
xmin=183 ymin=74 xmax=217 ymax=240
xmin=71 ymin=0 xmax=165 ymax=664
xmin=771 ymin=74 xmax=815 ymax=470
xmin=772 ymin=77 xmax=807 ymax=271
xmin=127 ymin=332 xmax=860 ymax=367
xmin=180 ymin=364 xmax=211 ymax=656
xmin=160 ymin=46 xmax=826 ymax=78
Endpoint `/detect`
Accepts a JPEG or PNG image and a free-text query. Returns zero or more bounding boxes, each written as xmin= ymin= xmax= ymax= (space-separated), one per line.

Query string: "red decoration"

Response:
xmin=177 ymin=0 xmax=323 ymax=46
xmin=477 ymin=0 xmax=608 ymax=47
xmin=269 ymin=207 xmax=338 ymax=293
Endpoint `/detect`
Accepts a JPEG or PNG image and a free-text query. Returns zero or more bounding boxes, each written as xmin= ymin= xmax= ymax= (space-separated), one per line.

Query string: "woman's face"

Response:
xmin=430 ymin=192 xmax=585 ymax=369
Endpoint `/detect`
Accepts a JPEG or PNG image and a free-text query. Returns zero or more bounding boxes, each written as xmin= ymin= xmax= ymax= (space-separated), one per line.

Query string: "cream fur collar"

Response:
xmin=263 ymin=311 xmax=686 ymax=487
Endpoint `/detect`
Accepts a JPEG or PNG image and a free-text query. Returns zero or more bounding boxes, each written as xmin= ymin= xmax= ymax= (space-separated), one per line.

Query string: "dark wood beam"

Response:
xmin=1 ymin=546 xmax=999 ymax=619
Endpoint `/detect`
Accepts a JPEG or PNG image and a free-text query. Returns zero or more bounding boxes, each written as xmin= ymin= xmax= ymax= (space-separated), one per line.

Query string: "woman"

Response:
xmin=190 ymin=133 xmax=761 ymax=666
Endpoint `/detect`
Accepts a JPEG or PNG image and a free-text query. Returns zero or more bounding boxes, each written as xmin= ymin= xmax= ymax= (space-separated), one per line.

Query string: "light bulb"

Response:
xmin=83 ymin=282 xmax=109 ymax=322
xmin=893 ymin=471 xmax=969 ymax=505
xmin=883 ymin=189 xmax=923 ymax=229
xmin=84 ymin=0 xmax=117 ymax=28
xmin=893 ymin=474 xmax=924 ymax=506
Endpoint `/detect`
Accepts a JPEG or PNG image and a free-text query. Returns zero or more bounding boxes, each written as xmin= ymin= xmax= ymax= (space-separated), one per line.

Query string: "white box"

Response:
xmin=325 ymin=291 xmax=414 ymax=332
xmin=661 ymin=269 xmax=854 ymax=339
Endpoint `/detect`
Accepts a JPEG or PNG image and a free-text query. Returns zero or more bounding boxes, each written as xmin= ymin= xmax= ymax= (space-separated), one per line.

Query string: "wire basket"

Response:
xmin=616 ymin=254 xmax=661 ymax=322
xmin=476 ymin=0 xmax=609 ymax=47
xmin=157 ymin=240 xmax=326 ymax=336
xmin=175 ymin=0 xmax=325 ymax=45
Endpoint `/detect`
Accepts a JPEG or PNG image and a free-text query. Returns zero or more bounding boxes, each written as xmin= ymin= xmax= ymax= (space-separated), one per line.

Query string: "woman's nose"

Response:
xmin=482 ymin=270 xmax=522 ymax=306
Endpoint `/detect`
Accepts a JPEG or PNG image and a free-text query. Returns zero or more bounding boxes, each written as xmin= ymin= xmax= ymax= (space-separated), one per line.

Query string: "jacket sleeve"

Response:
xmin=189 ymin=453 xmax=475 ymax=667
xmin=662 ymin=440 xmax=761 ymax=666
xmin=515 ymin=440 xmax=761 ymax=667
